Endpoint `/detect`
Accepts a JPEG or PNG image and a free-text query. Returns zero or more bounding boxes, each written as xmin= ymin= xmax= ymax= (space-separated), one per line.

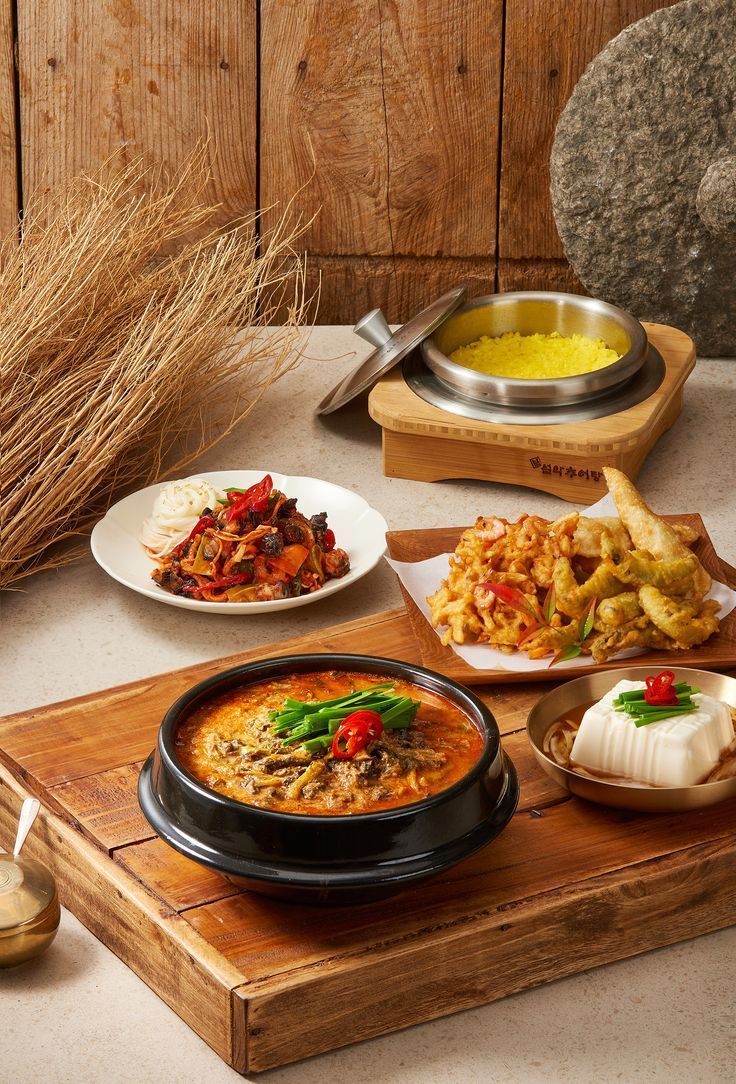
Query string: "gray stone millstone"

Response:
xmin=550 ymin=0 xmax=736 ymax=356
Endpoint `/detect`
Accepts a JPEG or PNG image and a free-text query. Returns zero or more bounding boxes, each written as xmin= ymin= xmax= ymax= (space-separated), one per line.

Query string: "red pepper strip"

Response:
xmin=322 ymin=528 xmax=336 ymax=553
xmin=644 ymin=669 xmax=678 ymax=706
xmin=226 ymin=475 xmax=273 ymax=522
xmin=182 ymin=572 xmax=251 ymax=595
xmin=331 ymin=710 xmax=383 ymax=759
xmin=481 ymin=582 xmax=545 ymax=626
xmin=172 ymin=515 xmax=215 ymax=557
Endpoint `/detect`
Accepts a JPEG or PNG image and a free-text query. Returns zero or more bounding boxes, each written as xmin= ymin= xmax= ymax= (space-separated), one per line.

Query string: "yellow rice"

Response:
xmin=449 ymin=331 xmax=620 ymax=380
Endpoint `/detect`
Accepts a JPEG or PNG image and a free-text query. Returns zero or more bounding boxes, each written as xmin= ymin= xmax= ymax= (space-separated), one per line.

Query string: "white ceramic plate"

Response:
xmin=90 ymin=470 xmax=388 ymax=613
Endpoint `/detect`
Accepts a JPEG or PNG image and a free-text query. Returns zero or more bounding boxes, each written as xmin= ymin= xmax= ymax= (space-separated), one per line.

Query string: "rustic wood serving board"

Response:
xmin=386 ymin=514 xmax=736 ymax=684
xmin=369 ymin=324 xmax=693 ymax=501
xmin=1 ymin=606 xmax=735 ymax=1074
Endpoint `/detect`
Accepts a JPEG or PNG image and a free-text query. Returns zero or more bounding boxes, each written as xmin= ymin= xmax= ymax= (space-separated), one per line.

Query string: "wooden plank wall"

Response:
xmin=0 ymin=0 xmax=18 ymax=236
xmin=14 ymin=1 xmax=256 ymax=221
xmin=3 ymin=0 xmax=676 ymax=319
xmin=260 ymin=0 xmax=502 ymax=320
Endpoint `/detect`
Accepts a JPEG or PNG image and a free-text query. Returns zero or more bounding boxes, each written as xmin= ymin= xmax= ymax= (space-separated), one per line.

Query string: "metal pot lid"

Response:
xmin=316 ymin=285 xmax=466 ymax=415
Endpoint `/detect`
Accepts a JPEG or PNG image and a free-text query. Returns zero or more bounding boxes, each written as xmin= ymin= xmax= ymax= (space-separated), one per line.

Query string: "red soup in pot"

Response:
xmin=175 ymin=670 xmax=484 ymax=815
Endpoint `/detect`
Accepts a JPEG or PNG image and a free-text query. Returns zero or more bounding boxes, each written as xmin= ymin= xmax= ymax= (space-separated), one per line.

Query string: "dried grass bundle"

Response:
xmin=0 ymin=150 xmax=313 ymax=588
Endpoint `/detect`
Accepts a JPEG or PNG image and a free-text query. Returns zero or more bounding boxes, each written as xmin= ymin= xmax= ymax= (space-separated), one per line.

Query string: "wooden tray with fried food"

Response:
xmin=387 ymin=516 xmax=736 ymax=685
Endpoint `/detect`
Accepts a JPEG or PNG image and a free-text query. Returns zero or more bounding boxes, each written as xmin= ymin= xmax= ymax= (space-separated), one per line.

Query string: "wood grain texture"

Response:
xmin=1 ymin=603 xmax=735 ymax=1072
xmin=184 ymin=784 xmax=736 ymax=987
xmin=11 ymin=2 xmax=676 ymax=319
xmin=0 ymin=0 xmax=18 ymax=237
xmin=499 ymin=0 xmax=678 ymax=261
xmin=116 ymin=837 xmax=242 ymax=911
xmin=304 ymin=255 xmax=495 ymax=325
xmin=0 ymin=759 xmax=245 ymax=1067
xmin=50 ymin=761 xmax=152 ymax=850
xmin=497 ymin=258 xmax=587 ymax=295
xmin=369 ymin=323 xmax=694 ymax=499
xmin=387 ymin=515 xmax=736 ymax=685
xmin=378 ymin=383 xmax=685 ymax=499
xmin=260 ymin=1 xmax=502 ymax=257
xmin=235 ymin=835 xmax=736 ymax=1071
xmin=16 ymin=0 xmax=256 ymax=218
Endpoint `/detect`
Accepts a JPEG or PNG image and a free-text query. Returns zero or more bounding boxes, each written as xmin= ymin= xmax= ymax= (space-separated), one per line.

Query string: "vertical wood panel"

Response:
xmin=0 ymin=0 xmax=18 ymax=235
xmin=16 ymin=1 xmax=256 ymax=219
xmin=304 ymin=254 xmax=495 ymax=326
xmin=497 ymin=257 xmax=586 ymax=296
xmin=261 ymin=0 xmax=502 ymax=321
xmin=499 ymin=1 xmax=679 ymax=262
xmin=11 ymin=1 xmax=684 ymax=320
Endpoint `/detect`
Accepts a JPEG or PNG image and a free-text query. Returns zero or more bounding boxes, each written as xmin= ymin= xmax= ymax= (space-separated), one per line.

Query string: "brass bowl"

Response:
xmin=0 ymin=854 xmax=60 ymax=967
xmin=421 ymin=291 xmax=648 ymax=408
xmin=527 ymin=666 xmax=736 ymax=813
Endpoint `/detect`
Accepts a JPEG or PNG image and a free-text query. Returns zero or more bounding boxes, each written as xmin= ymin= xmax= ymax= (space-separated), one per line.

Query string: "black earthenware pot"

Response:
xmin=138 ymin=653 xmax=518 ymax=904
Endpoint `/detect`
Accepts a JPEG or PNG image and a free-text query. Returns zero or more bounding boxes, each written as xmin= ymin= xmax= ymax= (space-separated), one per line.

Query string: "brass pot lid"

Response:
xmin=316 ymin=285 xmax=466 ymax=415
xmin=0 ymin=853 xmax=57 ymax=931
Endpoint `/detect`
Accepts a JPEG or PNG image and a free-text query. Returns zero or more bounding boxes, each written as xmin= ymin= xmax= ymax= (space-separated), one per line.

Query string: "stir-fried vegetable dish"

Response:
xmin=150 ymin=474 xmax=349 ymax=602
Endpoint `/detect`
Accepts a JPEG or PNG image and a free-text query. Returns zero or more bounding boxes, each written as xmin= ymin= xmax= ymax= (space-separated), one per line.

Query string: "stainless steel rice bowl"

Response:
xmin=421 ymin=291 xmax=648 ymax=408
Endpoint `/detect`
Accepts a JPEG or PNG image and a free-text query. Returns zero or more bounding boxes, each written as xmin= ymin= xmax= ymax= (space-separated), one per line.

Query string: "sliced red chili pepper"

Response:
xmin=644 ymin=669 xmax=678 ymax=706
xmin=182 ymin=572 xmax=252 ymax=595
xmin=332 ymin=727 xmax=366 ymax=759
xmin=226 ymin=475 xmax=273 ymax=522
xmin=322 ymin=528 xmax=336 ymax=553
xmin=346 ymin=709 xmax=384 ymax=740
xmin=172 ymin=515 xmax=215 ymax=557
xmin=331 ymin=709 xmax=383 ymax=759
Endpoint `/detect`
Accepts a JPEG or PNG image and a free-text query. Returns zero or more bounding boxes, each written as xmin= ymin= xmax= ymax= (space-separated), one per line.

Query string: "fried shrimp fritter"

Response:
xmin=427 ymin=470 xmax=719 ymax=663
xmin=428 ymin=514 xmax=575 ymax=647
xmin=639 ymin=585 xmax=721 ymax=646
xmin=603 ymin=467 xmax=711 ymax=594
xmin=572 ymin=515 xmax=632 ymax=559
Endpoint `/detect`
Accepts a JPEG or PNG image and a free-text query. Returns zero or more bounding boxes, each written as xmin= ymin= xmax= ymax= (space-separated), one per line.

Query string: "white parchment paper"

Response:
xmin=387 ymin=495 xmax=736 ymax=673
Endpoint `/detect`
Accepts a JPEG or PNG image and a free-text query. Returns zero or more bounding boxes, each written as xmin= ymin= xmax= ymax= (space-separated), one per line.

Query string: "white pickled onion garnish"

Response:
xmin=138 ymin=477 xmax=224 ymax=557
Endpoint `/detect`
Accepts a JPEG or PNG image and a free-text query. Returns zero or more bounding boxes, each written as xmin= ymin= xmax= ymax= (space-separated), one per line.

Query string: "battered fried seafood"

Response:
xmin=639 ymin=586 xmax=721 ymax=646
xmin=427 ymin=472 xmax=721 ymax=665
xmin=602 ymin=468 xmax=711 ymax=594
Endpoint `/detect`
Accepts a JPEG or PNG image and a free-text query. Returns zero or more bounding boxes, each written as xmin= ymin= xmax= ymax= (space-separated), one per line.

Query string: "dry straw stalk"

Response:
xmin=0 ymin=150 xmax=313 ymax=588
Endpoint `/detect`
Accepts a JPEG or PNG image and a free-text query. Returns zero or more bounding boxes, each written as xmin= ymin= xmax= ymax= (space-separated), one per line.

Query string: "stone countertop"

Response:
xmin=4 ymin=329 xmax=736 ymax=1084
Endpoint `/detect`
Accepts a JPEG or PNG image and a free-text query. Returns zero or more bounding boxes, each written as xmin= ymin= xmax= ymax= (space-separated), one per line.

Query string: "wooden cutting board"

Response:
xmin=1 ymin=607 xmax=735 ymax=1074
xmin=387 ymin=514 xmax=736 ymax=683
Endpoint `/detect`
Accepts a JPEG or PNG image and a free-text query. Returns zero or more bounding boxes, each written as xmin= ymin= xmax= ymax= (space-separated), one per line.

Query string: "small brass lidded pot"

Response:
xmin=0 ymin=799 xmax=60 ymax=967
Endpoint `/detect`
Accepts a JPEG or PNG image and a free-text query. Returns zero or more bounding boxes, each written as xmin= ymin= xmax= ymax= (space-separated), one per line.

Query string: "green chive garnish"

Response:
xmin=271 ymin=683 xmax=420 ymax=751
xmin=616 ymin=679 xmax=700 ymax=727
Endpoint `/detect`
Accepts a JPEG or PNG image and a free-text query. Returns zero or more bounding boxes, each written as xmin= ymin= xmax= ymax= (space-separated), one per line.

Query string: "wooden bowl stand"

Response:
xmin=368 ymin=322 xmax=695 ymax=502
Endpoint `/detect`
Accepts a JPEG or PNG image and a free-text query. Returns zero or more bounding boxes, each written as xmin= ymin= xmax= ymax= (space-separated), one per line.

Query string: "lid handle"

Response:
xmin=353 ymin=308 xmax=393 ymax=349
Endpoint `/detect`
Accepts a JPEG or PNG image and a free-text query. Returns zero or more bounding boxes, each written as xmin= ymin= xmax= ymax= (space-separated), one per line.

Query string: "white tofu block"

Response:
xmin=570 ymin=679 xmax=733 ymax=787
